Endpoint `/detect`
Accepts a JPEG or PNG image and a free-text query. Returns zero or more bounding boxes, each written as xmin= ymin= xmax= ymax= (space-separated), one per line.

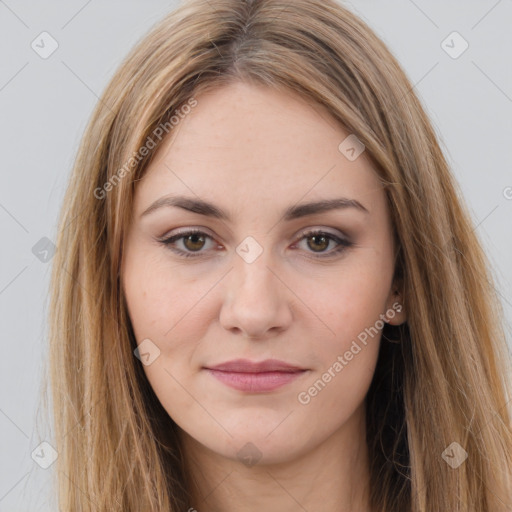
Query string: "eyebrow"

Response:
xmin=140 ymin=195 xmax=369 ymax=221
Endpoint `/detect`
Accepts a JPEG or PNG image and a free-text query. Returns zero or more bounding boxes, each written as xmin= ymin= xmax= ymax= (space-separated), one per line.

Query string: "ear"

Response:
xmin=384 ymin=287 xmax=407 ymax=326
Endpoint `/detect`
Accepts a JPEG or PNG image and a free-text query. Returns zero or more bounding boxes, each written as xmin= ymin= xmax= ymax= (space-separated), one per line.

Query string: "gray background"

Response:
xmin=1 ymin=1 xmax=511 ymax=509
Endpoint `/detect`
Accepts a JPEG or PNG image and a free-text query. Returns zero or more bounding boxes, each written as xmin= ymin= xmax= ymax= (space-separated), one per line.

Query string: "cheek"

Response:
xmin=123 ymin=261 xmax=209 ymax=419
xmin=123 ymin=250 xmax=207 ymax=343
xmin=296 ymin=260 xmax=392 ymax=353
xmin=122 ymin=253 xmax=221 ymax=419
xmin=290 ymin=257 xmax=391 ymax=410
xmin=294 ymin=284 xmax=384 ymax=425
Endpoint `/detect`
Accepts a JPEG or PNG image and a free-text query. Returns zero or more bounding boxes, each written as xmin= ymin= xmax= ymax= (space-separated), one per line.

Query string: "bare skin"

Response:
xmin=121 ymin=81 xmax=406 ymax=512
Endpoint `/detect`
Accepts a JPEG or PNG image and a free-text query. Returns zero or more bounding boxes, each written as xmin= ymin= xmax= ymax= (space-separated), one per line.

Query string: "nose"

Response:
xmin=219 ymin=249 xmax=293 ymax=340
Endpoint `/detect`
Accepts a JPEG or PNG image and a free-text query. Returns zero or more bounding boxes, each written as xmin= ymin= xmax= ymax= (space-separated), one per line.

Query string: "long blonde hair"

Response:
xmin=46 ymin=0 xmax=512 ymax=509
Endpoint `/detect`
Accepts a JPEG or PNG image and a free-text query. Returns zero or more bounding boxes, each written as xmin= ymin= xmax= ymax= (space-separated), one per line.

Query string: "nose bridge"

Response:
xmin=219 ymin=238 xmax=292 ymax=337
xmin=230 ymin=241 xmax=280 ymax=305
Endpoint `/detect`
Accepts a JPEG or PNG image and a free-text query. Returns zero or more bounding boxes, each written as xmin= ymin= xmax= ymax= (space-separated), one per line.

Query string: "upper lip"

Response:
xmin=205 ymin=359 xmax=306 ymax=373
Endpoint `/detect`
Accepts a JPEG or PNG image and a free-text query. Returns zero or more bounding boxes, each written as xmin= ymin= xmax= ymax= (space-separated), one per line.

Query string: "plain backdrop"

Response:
xmin=1 ymin=1 xmax=511 ymax=509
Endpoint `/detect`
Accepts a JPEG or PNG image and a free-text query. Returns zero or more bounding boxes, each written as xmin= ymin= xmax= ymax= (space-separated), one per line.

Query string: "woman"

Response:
xmin=47 ymin=0 xmax=512 ymax=510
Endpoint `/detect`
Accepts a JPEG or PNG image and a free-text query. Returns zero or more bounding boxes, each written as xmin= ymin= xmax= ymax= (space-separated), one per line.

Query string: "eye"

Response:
xmin=158 ymin=229 xmax=219 ymax=258
xmin=292 ymin=229 xmax=352 ymax=258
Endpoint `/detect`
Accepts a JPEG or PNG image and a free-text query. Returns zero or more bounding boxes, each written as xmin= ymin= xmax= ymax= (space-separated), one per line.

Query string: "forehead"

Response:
xmin=135 ymin=82 xmax=383 ymax=213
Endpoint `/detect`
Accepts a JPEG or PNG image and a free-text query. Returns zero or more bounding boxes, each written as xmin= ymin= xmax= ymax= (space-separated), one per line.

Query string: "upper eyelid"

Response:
xmin=162 ymin=225 xmax=348 ymax=241
xmin=160 ymin=227 xmax=350 ymax=251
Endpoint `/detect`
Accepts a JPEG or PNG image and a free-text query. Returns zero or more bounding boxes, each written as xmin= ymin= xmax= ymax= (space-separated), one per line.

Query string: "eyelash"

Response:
xmin=157 ymin=228 xmax=353 ymax=259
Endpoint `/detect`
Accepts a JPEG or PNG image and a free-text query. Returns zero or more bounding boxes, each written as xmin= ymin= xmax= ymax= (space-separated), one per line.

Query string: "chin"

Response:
xmin=199 ymin=428 xmax=309 ymax=467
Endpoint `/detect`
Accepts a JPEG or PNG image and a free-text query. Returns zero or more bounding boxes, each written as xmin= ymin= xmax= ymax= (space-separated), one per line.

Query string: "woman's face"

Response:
xmin=121 ymin=81 xmax=405 ymax=465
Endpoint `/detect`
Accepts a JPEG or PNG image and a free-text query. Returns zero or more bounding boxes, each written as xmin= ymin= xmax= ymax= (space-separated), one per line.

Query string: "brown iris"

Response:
xmin=183 ymin=233 xmax=206 ymax=251
xmin=307 ymin=234 xmax=329 ymax=252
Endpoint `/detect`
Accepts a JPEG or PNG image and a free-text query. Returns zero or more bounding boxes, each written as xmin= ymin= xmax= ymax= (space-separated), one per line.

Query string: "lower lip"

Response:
xmin=205 ymin=369 xmax=307 ymax=392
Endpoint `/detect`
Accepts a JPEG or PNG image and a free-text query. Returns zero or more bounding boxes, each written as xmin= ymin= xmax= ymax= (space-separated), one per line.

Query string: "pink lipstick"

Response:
xmin=204 ymin=359 xmax=307 ymax=392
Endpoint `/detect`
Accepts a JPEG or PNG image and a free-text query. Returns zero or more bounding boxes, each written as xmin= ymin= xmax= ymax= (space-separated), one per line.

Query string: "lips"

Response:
xmin=203 ymin=358 xmax=308 ymax=392
xmin=206 ymin=358 xmax=305 ymax=373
